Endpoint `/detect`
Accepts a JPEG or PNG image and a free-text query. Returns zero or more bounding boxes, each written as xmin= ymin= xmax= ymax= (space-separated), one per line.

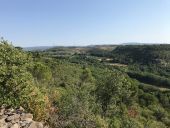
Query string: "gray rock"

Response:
xmin=20 ymin=113 xmax=33 ymax=121
xmin=0 ymin=105 xmax=6 ymax=109
xmin=0 ymin=108 xmax=5 ymax=116
xmin=16 ymin=106 xmax=25 ymax=114
xmin=0 ymin=124 xmax=8 ymax=128
xmin=7 ymin=122 xmax=13 ymax=128
xmin=0 ymin=118 xmax=5 ymax=123
xmin=5 ymin=108 xmax=14 ymax=114
xmin=0 ymin=118 xmax=6 ymax=126
xmin=28 ymin=121 xmax=44 ymax=128
xmin=10 ymin=123 xmax=19 ymax=128
xmin=19 ymin=106 xmax=25 ymax=111
xmin=6 ymin=114 xmax=20 ymax=122
xmin=0 ymin=115 xmax=8 ymax=119
xmin=20 ymin=120 xmax=32 ymax=127
xmin=0 ymin=106 xmax=46 ymax=128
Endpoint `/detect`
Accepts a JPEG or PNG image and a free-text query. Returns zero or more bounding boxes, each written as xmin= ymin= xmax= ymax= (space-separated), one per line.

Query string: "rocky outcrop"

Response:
xmin=0 ymin=106 xmax=47 ymax=128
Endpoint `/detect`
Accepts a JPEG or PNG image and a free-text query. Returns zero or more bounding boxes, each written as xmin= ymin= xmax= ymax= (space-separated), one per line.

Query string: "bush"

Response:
xmin=49 ymin=68 xmax=99 ymax=127
xmin=0 ymin=41 xmax=49 ymax=120
xmin=30 ymin=62 xmax=52 ymax=83
xmin=139 ymin=93 xmax=158 ymax=106
xmin=128 ymin=71 xmax=170 ymax=88
xmin=96 ymin=72 xmax=138 ymax=116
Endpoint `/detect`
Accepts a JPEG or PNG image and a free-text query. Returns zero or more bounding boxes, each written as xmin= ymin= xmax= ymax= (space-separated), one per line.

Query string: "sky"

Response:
xmin=0 ymin=0 xmax=170 ymax=47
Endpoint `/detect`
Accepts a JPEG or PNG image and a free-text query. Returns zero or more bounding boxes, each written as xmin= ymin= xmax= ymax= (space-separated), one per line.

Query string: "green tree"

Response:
xmin=96 ymin=72 xmax=137 ymax=116
xmin=0 ymin=40 xmax=49 ymax=120
xmin=51 ymin=68 xmax=99 ymax=127
xmin=31 ymin=62 xmax=52 ymax=83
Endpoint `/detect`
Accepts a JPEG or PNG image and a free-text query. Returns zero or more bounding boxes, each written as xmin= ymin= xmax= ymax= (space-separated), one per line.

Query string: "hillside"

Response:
xmin=111 ymin=45 xmax=170 ymax=66
xmin=0 ymin=40 xmax=170 ymax=128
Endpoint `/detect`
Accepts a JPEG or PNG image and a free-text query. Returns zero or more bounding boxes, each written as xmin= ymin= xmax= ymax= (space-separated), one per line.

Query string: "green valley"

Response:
xmin=0 ymin=40 xmax=170 ymax=128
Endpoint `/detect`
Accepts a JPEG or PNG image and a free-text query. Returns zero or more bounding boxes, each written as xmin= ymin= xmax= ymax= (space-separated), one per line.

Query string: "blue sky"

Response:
xmin=0 ymin=0 xmax=170 ymax=47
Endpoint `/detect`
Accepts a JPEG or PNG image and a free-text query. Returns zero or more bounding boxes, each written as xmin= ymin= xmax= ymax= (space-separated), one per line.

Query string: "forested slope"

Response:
xmin=111 ymin=45 xmax=170 ymax=65
xmin=0 ymin=40 xmax=170 ymax=128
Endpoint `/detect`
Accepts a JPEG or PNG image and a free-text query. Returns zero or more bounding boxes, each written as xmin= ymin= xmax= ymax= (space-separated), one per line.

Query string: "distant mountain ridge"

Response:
xmin=23 ymin=43 xmax=169 ymax=51
xmin=23 ymin=46 xmax=53 ymax=51
xmin=122 ymin=42 xmax=155 ymax=45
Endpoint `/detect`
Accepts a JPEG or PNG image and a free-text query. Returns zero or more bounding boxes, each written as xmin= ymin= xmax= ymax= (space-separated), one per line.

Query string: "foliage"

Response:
xmin=0 ymin=40 xmax=49 ymax=121
xmin=30 ymin=62 xmax=52 ymax=83
xmin=111 ymin=45 xmax=170 ymax=65
xmin=49 ymin=68 xmax=100 ymax=127
xmin=1 ymin=40 xmax=170 ymax=127
xmin=96 ymin=72 xmax=137 ymax=116
xmin=127 ymin=71 xmax=170 ymax=88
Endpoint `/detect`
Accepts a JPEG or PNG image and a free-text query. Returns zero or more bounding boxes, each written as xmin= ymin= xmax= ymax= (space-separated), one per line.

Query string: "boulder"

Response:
xmin=5 ymin=114 xmax=20 ymax=122
xmin=10 ymin=123 xmax=19 ymax=128
xmin=20 ymin=113 xmax=33 ymax=121
xmin=0 ymin=106 xmax=47 ymax=128
xmin=28 ymin=121 xmax=44 ymax=128
xmin=0 ymin=118 xmax=6 ymax=127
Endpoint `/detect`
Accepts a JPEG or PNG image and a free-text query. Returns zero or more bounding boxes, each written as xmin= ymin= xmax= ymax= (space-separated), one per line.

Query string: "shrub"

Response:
xmin=30 ymin=62 xmax=52 ymax=83
xmin=0 ymin=40 xmax=49 ymax=120
xmin=128 ymin=71 xmax=170 ymax=88
xmin=96 ymin=72 xmax=138 ymax=116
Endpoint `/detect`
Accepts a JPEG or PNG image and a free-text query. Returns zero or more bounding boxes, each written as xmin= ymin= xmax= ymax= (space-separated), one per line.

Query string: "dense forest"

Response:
xmin=0 ymin=39 xmax=170 ymax=128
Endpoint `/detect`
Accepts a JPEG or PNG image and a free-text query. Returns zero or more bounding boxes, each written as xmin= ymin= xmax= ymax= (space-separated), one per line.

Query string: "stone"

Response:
xmin=20 ymin=113 xmax=33 ymax=121
xmin=0 ymin=115 xmax=8 ymax=119
xmin=6 ymin=108 xmax=14 ymax=113
xmin=0 ymin=118 xmax=6 ymax=127
xmin=20 ymin=120 xmax=32 ymax=127
xmin=16 ymin=106 xmax=25 ymax=114
xmin=0 ymin=105 xmax=6 ymax=109
xmin=11 ymin=118 xmax=20 ymax=124
xmin=0 ymin=106 xmax=46 ymax=128
xmin=0 ymin=108 xmax=5 ymax=116
xmin=4 ymin=108 xmax=14 ymax=116
xmin=10 ymin=123 xmax=19 ymax=128
xmin=0 ymin=124 xmax=8 ymax=128
xmin=0 ymin=118 xmax=5 ymax=123
xmin=18 ymin=106 xmax=25 ymax=111
xmin=28 ymin=121 xmax=44 ymax=128
xmin=5 ymin=114 xmax=20 ymax=122
xmin=7 ymin=122 xmax=13 ymax=127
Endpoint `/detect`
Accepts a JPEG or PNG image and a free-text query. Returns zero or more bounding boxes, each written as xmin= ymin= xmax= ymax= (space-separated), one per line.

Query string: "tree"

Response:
xmin=30 ymin=62 xmax=52 ymax=83
xmin=51 ymin=68 xmax=99 ymax=127
xmin=0 ymin=40 xmax=49 ymax=120
xmin=96 ymin=72 xmax=137 ymax=116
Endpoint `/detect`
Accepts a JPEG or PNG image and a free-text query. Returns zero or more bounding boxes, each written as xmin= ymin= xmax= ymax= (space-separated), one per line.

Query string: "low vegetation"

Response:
xmin=0 ymin=39 xmax=170 ymax=127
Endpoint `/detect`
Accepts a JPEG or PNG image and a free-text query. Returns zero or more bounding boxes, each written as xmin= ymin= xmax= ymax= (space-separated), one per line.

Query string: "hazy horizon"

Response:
xmin=20 ymin=42 xmax=170 ymax=48
xmin=1 ymin=0 xmax=170 ymax=47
